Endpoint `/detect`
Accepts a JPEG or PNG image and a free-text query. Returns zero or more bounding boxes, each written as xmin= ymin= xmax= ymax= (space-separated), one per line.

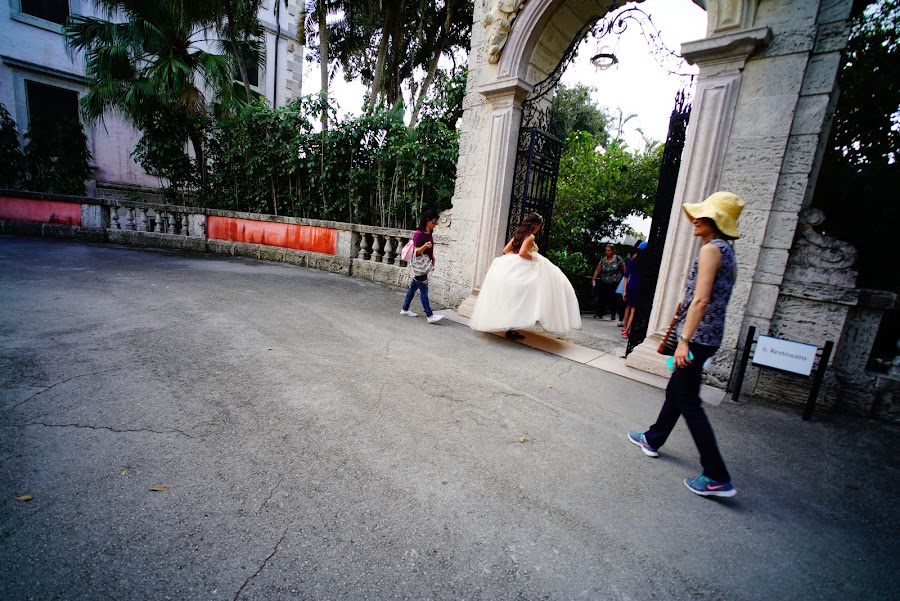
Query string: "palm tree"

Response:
xmin=200 ymin=0 xmax=267 ymax=102
xmin=408 ymin=0 xmax=471 ymax=128
xmin=64 ymin=0 xmax=241 ymax=184
xmin=299 ymin=0 xmax=351 ymax=129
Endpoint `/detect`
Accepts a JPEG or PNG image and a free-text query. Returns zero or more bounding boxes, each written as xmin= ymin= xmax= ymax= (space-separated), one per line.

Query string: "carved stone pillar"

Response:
xmin=625 ymin=27 xmax=770 ymax=377
xmin=456 ymin=78 xmax=533 ymax=317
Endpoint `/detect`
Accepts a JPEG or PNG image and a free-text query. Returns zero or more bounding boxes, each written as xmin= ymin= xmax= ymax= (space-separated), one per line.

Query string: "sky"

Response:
xmin=560 ymin=0 xmax=707 ymax=150
xmin=306 ymin=0 xmax=708 ymax=238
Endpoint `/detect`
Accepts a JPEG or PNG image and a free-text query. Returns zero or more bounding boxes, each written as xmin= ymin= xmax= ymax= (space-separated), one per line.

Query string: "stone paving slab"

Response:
xmin=444 ymin=310 xmax=726 ymax=405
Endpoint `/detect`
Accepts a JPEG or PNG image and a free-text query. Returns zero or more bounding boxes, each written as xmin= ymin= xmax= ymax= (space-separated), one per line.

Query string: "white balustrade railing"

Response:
xmin=0 ymin=191 xmax=420 ymax=283
xmin=104 ymin=198 xmax=414 ymax=266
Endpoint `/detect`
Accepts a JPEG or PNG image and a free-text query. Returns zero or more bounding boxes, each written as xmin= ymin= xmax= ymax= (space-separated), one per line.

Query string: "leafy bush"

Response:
xmin=132 ymin=111 xmax=204 ymax=204
xmin=0 ymin=104 xmax=23 ymax=188
xmin=18 ymin=115 xmax=93 ymax=196
xmin=197 ymin=96 xmax=457 ymax=228
xmin=550 ymin=131 xmax=661 ymax=265
xmin=546 ymin=248 xmax=591 ymax=282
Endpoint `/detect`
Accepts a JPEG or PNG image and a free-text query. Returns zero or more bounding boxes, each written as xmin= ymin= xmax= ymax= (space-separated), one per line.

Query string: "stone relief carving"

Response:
xmin=783 ymin=209 xmax=858 ymax=288
xmin=707 ymin=0 xmax=759 ymax=34
xmin=482 ymin=0 xmax=526 ymax=64
xmin=717 ymin=0 xmax=742 ymax=29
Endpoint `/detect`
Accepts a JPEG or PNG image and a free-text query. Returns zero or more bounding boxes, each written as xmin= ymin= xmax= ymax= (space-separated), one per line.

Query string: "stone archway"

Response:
xmin=438 ymin=0 xmax=856 ymax=395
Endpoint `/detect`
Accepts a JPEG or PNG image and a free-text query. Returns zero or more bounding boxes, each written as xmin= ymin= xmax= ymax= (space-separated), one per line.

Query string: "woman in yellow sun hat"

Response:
xmin=628 ymin=191 xmax=745 ymax=498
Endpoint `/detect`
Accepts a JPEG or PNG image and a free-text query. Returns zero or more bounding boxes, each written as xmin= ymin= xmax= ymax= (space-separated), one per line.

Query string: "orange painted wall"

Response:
xmin=207 ymin=216 xmax=336 ymax=254
xmin=0 ymin=196 xmax=82 ymax=226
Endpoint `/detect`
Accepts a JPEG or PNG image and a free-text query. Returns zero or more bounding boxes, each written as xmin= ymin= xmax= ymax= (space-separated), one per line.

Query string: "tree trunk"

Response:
xmin=233 ymin=41 xmax=253 ymax=101
xmin=318 ymin=2 xmax=329 ymax=130
xmin=223 ymin=5 xmax=252 ymax=101
xmin=189 ymin=130 xmax=207 ymax=189
xmin=367 ymin=4 xmax=393 ymax=111
xmin=409 ymin=4 xmax=452 ymax=129
xmin=386 ymin=7 xmax=405 ymax=109
xmin=297 ymin=4 xmax=306 ymax=97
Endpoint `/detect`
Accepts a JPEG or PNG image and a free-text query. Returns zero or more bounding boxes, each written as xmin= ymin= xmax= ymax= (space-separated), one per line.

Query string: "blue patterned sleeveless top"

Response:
xmin=675 ymin=238 xmax=736 ymax=348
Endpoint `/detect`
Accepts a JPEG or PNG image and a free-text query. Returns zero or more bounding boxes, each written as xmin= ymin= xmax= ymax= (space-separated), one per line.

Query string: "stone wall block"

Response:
xmin=257 ymin=245 xmax=284 ymax=262
xmin=818 ymin=0 xmax=854 ymax=24
xmin=834 ymin=305 xmax=883 ymax=374
xmin=759 ymin=28 xmax=816 ymax=57
xmin=733 ymin=208 xmax=769 ymax=248
xmin=716 ymin=172 xmax=779 ymax=207
xmin=752 ymin=369 xmax=838 ymax=410
xmin=740 ymin=55 xmax=806 ymax=98
xmin=800 ymin=53 xmax=842 ymax=95
xmin=772 ymin=174 xmax=808 ymax=213
xmin=721 ymin=136 xmax=788 ymax=176
xmin=187 ymin=214 xmax=206 ymax=238
xmin=781 ymin=134 xmax=819 ymax=174
xmin=726 ymin=279 xmax=752 ymax=321
xmin=771 ymin=296 xmax=847 ymax=347
xmin=335 ymin=230 xmax=354 ymax=259
xmin=790 ymin=95 xmax=831 ymax=135
xmin=735 ymin=242 xmax=761 ymax=277
xmin=282 ymin=252 xmax=309 ymax=269
xmin=754 ymin=247 xmax=790 ymax=286
xmin=730 ymin=95 xmax=797 ymax=137
xmin=207 ymin=239 xmax=236 ymax=256
xmin=80 ymin=204 xmax=108 ymax=229
xmin=745 ymin=282 xmax=781 ymax=320
xmin=814 ymin=21 xmax=852 ymax=54
xmin=762 ymin=210 xmax=800 ymax=250
xmin=756 ymin=3 xmax=819 ymax=27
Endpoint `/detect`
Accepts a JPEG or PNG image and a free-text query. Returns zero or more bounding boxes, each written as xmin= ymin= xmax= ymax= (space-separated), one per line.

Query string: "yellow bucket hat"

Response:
xmin=682 ymin=191 xmax=745 ymax=239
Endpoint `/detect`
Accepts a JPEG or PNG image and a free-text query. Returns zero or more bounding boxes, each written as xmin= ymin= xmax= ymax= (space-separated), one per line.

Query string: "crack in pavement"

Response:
xmin=5 ymin=367 xmax=119 ymax=412
xmin=234 ymin=529 xmax=287 ymax=600
xmin=258 ymin=481 xmax=283 ymax=515
xmin=0 ymin=422 xmax=194 ymax=438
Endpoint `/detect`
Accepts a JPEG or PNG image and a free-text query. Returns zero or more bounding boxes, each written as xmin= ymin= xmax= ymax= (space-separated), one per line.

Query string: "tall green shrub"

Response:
xmin=22 ymin=117 xmax=93 ymax=195
xmin=0 ymin=104 xmax=23 ymax=188
xmin=201 ymin=96 xmax=458 ymax=228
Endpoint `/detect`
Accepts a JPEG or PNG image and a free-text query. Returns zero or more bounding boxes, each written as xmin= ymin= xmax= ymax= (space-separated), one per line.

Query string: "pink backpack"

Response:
xmin=400 ymin=239 xmax=416 ymax=262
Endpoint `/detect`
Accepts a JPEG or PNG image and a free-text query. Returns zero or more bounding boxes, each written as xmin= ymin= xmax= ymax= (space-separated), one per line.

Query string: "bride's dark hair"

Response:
xmin=511 ymin=212 xmax=543 ymax=253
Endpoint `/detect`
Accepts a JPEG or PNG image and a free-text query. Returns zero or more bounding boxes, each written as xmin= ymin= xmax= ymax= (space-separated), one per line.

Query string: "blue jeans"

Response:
xmin=403 ymin=274 xmax=432 ymax=317
xmin=644 ymin=342 xmax=731 ymax=483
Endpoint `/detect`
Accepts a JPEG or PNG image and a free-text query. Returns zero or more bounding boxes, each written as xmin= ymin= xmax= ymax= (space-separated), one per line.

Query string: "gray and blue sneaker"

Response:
xmin=627 ymin=431 xmax=658 ymax=457
xmin=684 ymin=475 xmax=736 ymax=498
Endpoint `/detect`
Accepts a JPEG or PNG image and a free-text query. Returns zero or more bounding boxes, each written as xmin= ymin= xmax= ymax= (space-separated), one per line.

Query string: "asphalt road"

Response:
xmin=1 ymin=235 xmax=897 ymax=600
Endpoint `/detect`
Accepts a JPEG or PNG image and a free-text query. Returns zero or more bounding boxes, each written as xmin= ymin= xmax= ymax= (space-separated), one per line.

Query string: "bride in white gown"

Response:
xmin=469 ymin=212 xmax=582 ymax=337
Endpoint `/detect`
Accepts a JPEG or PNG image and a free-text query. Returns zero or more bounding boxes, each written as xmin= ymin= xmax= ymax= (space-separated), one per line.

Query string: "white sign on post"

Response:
xmin=752 ymin=335 xmax=818 ymax=377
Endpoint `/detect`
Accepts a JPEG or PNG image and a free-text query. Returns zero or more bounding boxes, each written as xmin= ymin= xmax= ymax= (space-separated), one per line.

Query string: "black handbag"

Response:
xmin=657 ymin=303 xmax=682 ymax=356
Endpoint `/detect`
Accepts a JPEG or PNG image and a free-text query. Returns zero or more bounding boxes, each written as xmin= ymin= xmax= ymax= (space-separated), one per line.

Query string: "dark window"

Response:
xmin=21 ymin=0 xmax=70 ymax=25
xmin=246 ymin=59 xmax=259 ymax=88
xmin=234 ymin=51 xmax=260 ymax=88
xmin=25 ymin=80 xmax=80 ymax=140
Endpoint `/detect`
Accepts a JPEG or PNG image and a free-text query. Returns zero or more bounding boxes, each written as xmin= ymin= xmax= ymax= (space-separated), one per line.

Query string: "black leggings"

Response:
xmin=594 ymin=281 xmax=620 ymax=318
xmin=644 ymin=343 xmax=731 ymax=483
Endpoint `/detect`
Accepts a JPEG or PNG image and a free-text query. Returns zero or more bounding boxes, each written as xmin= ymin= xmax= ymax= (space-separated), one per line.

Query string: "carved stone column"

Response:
xmin=456 ymin=77 xmax=533 ymax=317
xmin=625 ymin=27 xmax=770 ymax=377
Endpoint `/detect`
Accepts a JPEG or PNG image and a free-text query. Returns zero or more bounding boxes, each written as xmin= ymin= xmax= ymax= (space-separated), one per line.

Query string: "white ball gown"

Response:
xmin=469 ymin=244 xmax=582 ymax=333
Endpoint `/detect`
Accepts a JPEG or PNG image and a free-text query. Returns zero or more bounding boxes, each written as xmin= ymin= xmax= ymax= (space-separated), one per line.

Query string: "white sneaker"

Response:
xmin=426 ymin=314 xmax=444 ymax=324
xmin=400 ymin=309 xmax=417 ymax=317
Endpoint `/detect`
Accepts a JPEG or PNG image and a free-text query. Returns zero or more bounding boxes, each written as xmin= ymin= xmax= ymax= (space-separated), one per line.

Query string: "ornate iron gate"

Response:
xmin=626 ymin=90 xmax=692 ymax=355
xmin=507 ymin=4 xmax=696 ymax=251
xmin=506 ymin=18 xmax=602 ymax=248
xmin=507 ymin=126 xmax=564 ymax=248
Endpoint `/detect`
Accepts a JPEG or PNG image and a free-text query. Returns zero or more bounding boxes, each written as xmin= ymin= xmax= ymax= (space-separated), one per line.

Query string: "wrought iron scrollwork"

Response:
xmin=591 ymin=6 xmax=697 ymax=79
xmin=509 ymin=2 xmax=695 ymax=247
